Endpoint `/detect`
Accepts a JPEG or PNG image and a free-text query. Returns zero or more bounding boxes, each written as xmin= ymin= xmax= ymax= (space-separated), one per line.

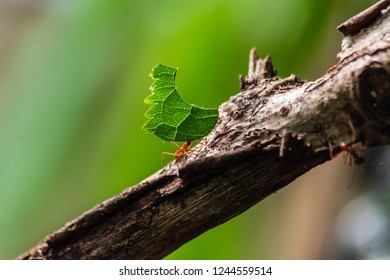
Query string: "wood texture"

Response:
xmin=20 ymin=3 xmax=390 ymax=259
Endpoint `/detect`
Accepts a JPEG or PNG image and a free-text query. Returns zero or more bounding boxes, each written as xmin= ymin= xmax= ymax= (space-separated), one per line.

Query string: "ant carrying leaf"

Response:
xmin=162 ymin=141 xmax=192 ymax=166
xmin=142 ymin=64 xmax=218 ymax=165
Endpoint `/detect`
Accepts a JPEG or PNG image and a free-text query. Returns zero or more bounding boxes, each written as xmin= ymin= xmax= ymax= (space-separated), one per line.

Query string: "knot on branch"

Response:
xmin=358 ymin=65 xmax=390 ymax=126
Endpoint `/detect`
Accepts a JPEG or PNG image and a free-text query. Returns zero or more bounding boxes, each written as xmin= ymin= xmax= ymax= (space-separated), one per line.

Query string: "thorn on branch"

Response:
xmin=337 ymin=0 xmax=390 ymax=36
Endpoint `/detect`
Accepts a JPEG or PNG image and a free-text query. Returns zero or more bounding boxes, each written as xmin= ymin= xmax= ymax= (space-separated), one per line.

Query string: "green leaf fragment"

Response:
xmin=142 ymin=64 xmax=219 ymax=141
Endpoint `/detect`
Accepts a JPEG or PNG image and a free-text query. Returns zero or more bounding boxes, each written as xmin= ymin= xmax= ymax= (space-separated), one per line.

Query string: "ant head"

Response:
xmin=340 ymin=142 xmax=349 ymax=151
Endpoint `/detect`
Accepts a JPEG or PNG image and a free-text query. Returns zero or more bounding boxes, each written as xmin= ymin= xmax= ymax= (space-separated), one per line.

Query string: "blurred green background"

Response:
xmin=0 ymin=0 xmax=385 ymax=259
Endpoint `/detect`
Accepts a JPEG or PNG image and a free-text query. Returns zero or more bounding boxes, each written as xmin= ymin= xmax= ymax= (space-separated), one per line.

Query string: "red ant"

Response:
xmin=340 ymin=142 xmax=366 ymax=165
xmin=329 ymin=141 xmax=366 ymax=165
xmin=338 ymin=142 xmax=366 ymax=189
xmin=332 ymin=116 xmax=366 ymax=166
xmin=162 ymin=141 xmax=192 ymax=165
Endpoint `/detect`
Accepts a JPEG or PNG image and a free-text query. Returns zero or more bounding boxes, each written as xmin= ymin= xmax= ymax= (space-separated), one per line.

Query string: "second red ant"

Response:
xmin=340 ymin=142 xmax=366 ymax=165
xmin=329 ymin=141 xmax=365 ymax=166
xmin=331 ymin=116 xmax=366 ymax=166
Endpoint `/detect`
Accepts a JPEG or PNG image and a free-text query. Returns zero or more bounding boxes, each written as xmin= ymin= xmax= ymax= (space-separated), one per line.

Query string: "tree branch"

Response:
xmin=20 ymin=2 xmax=390 ymax=260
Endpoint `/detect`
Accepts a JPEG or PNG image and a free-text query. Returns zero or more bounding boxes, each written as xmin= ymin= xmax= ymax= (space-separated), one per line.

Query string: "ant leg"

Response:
xmin=347 ymin=165 xmax=362 ymax=189
xmin=171 ymin=142 xmax=180 ymax=149
xmin=346 ymin=152 xmax=352 ymax=166
xmin=340 ymin=142 xmax=351 ymax=165
xmin=162 ymin=152 xmax=175 ymax=167
xmin=352 ymin=150 xmax=366 ymax=165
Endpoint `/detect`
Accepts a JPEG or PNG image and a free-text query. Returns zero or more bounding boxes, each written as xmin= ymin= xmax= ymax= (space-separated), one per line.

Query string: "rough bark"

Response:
xmin=20 ymin=2 xmax=390 ymax=260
